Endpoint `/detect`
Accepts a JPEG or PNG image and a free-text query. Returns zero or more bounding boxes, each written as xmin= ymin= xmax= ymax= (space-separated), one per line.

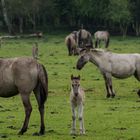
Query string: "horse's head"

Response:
xmin=76 ymin=47 xmax=91 ymax=70
xmin=71 ymin=75 xmax=80 ymax=97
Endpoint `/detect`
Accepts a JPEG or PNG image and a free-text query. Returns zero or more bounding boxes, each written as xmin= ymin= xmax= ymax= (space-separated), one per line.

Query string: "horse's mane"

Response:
xmin=91 ymin=48 xmax=111 ymax=55
xmin=79 ymin=48 xmax=111 ymax=56
xmin=91 ymin=48 xmax=107 ymax=52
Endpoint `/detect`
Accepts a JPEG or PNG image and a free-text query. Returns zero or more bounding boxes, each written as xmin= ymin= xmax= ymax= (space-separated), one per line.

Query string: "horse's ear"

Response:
xmin=71 ymin=74 xmax=73 ymax=80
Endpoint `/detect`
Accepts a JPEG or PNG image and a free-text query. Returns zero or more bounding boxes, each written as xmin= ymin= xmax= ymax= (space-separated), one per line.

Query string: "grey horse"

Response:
xmin=77 ymin=29 xmax=93 ymax=48
xmin=65 ymin=32 xmax=78 ymax=56
xmin=0 ymin=57 xmax=48 ymax=135
xmin=76 ymin=48 xmax=140 ymax=98
xmin=94 ymin=31 xmax=110 ymax=48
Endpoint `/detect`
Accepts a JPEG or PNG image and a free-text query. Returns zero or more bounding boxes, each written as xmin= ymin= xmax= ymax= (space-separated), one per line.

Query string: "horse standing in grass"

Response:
xmin=94 ymin=31 xmax=110 ymax=48
xmin=77 ymin=29 xmax=93 ymax=48
xmin=70 ymin=75 xmax=85 ymax=135
xmin=0 ymin=57 xmax=48 ymax=135
xmin=76 ymin=47 xmax=140 ymax=98
xmin=32 ymin=42 xmax=39 ymax=59
xmin=65 ymin=31 xmax=78 ymax=56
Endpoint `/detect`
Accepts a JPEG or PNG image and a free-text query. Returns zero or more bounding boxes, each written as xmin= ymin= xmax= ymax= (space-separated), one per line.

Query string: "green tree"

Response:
xmin=1 ymin=0 xmax=14 ymax=34
xmin=107 ymin=0 xmax=132 ymax=37
xmin=129 ymin=0 xmax=140 ymax=36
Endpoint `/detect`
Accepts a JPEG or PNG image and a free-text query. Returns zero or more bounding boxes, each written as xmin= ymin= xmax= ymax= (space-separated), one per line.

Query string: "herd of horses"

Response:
xmin=0 ymin=28 xmax=140 ymax=136
xmin=65 ymin=29 xmax=110 ymax=55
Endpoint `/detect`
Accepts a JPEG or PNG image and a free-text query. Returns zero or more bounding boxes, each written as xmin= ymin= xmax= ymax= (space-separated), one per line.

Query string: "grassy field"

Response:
xmin=0 ymin=34 xmax=140 ymax=140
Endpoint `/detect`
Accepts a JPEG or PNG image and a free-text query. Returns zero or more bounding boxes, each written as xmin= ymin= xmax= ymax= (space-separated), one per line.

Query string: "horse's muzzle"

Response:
xmin=75 ymin=93 xmax=78 ymax=97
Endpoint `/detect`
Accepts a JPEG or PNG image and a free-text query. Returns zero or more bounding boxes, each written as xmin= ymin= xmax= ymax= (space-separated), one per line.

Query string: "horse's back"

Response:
xmin=78 ymin=29 xmax=91 ymax=39
xmin=0 ymin=58 xmax=19 ymax=97
xmin=65 ymin=34 xmax=77 ymax=46
xmin=109 ymin=53 xmax=139 ymax=78
xmin=12 ymin=57 xmax=38 ymax=93
xmin=0 ymin=57 xmax=38 ymax=97
xmin=94 ymin=31 xmax=109 ymax=40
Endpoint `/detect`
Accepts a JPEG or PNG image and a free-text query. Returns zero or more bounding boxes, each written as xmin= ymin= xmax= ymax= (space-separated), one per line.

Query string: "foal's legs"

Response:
xmin=78 ymin=103 xmax=85 ymax=135
xmin=71 ymin=104 xmax=76 ymax=135
xmin=18 ymin=94 xmax=32 ymax=135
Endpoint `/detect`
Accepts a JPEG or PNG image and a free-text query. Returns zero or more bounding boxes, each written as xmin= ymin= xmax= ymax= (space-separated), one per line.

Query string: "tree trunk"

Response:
xmin=28 ymin=14 xmax=36 ymax=32
xmin=133 ymin=21 xmax=140 ymax=36
xmin=1 ymin=0 xmax=14 ymax=34
xmin=19 ymin=17 xmax=23 ymax=33
xmin=120 ymin=24 xmax=128 ymax=38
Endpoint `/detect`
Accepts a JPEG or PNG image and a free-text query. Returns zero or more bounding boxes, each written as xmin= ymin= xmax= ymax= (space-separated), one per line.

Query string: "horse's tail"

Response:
xmin=67 ymin=38 xmax=72 ymax=56
xmin=37 ymin=64 xmax=48 ymax=104
xmin=106 ymin=38 xmax=110 ymax=48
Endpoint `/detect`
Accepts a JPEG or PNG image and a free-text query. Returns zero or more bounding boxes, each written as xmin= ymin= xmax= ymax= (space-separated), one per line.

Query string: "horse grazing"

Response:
xmin=77 ymin=29 xmax=93 ymax=48
xmin=65 ymin=31 xmax=78 ymax=56
xmin=32 ymin=42 xmax=39 ymax=59
xmin=94 ymin=31 xmax=110 ymax=48
xmin=76 ymin=48 xmax=140 ymax=98
xmin=0 ymin=57 xmax=48 ymax=135
xmin=70 ymin=75 xmax=85 ymax=135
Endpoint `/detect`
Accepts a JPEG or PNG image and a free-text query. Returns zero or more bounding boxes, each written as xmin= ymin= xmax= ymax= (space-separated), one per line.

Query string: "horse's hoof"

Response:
xmin=137 ymin=90 xmax=140 ymax=97
xmin=111 ymin=94 xmax=115 ymax=98
xmin=39 ymin=131 xmax=45 ymax=136
xmin=106 ymin=94 xmax=110 ymax=98
xmin=18 ymin=131 xmax=23 ymax=135
xmin=32 ymin=132 xmax=40 ymax=136
xmin=70 ymin=130 xmax=76 ymax=135
xmin=33 ymin=131 xmax=45 ymax=136
xmin=33 ymin=132 xmax=43 ymax=136
xmin=80 ymin=130 xmax=85 ymax=135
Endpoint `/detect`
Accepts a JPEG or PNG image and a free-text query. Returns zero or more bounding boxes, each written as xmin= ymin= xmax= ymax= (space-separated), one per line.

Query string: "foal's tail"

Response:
xmin=37 ymin=64 xmax=48 ymax=104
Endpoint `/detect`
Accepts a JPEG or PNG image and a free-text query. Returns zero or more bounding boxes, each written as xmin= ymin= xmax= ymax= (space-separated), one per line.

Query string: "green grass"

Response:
xmin=0 ymin=34 xmax=140 ymax=140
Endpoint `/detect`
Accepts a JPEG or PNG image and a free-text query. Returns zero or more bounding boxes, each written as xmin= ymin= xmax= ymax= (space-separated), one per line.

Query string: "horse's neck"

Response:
xmin=89 ymin=52 xmax=108 ymax=67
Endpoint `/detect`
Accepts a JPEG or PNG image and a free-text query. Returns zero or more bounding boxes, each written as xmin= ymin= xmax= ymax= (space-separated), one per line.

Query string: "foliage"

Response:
xmin=129 ymin=0 xmax=140 ymax=36
xmin=107 ymin=0 xmax=132 ymax=36
xmin=0 ymin=0 xmax=140 ymax=36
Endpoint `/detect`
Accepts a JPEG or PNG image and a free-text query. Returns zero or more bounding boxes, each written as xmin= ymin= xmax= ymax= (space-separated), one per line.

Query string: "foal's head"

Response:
xmin=71 ymin=75 xmax=80 ymax=97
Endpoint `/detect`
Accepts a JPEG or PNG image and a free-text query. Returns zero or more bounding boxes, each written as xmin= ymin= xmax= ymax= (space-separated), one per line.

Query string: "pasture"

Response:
xmin=0 ymin=34 xmax=140 ymax=140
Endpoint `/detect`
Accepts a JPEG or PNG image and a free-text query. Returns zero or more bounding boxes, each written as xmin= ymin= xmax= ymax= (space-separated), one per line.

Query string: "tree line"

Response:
xmin=0 ymin=0 xmax=140 ymax=36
